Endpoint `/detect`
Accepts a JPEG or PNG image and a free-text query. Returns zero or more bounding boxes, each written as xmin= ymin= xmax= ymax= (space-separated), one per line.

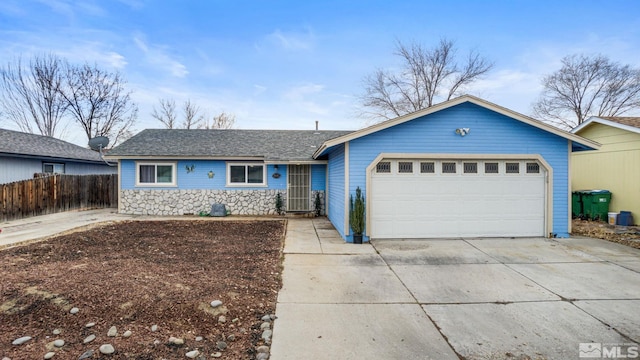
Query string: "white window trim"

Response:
xmin=226 ymin=162 xmax=267 ymax=187
xmin=135 ymin=161 xmax=177 ymax=187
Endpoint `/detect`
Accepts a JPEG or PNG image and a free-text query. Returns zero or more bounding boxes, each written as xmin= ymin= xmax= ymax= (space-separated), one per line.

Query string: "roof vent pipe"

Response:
xmin=315 ymin=120 xmax=319 ymax=131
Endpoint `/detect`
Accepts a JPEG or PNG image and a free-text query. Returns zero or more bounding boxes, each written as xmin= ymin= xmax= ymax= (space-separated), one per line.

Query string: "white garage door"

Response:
xmin=370 ymin=159 xmax=546 ymax=238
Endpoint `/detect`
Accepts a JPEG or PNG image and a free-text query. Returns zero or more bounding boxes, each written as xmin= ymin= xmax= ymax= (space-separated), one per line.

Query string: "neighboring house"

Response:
xmin=571 ymin=116 xmax=640 ymax=222
xmin=0 ymin=128 xmax=117 ymax=184
xmin=106 ymin=95 xmax=599 ymax=242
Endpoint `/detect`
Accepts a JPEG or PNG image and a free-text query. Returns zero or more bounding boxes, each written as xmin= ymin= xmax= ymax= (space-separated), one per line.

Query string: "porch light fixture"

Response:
xmin=208 ymin=171 xmax=215 ymax=179
xmin=455 ymin=128 xmax=470 ymax=136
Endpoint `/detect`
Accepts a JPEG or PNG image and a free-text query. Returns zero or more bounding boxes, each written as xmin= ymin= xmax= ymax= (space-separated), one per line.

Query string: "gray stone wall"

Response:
xmin=120 ymin=189 xmax=291 ymax=216
xmin=120 ymin=189 xmax=326 ymax=216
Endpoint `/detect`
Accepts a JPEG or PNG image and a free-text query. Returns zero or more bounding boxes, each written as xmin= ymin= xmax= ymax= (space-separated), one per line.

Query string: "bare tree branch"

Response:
xmin=151 ymin=98 xmax=177 ymax=129
xmin=359 ymin=38 xmax=493 ymax=121
xmin=533 ymin=54 xmax=640 ymax=129
xmin=0 ymin=54 xmax=69 ymax=137
xmin=182 ymin=99 xmax=204 ymax=129
xmin=198 ymin=112 xmax=236 ymax=129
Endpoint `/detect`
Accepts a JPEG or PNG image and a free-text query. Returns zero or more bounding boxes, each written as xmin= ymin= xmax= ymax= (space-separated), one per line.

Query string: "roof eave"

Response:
xmin=572 ymin=116 xmax=640 ymax=135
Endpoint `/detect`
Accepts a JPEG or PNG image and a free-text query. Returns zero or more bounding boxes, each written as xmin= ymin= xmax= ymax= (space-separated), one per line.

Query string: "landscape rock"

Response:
xmin=52 ymin=329 xmax=61 ymax=335
xmin=261 ymin=314 xmax=271 ymax=322
xmin=83 ymin=334 xmax=96 ymax=344
xmin=218 ymin=315 xmax=226 ymax=323
xmin=151 ymin=325 xmax=158 ymax=332
xmin=260 ymin=322 xmax=271 ymax=330
xmin=195 ymin=336 xmax=203 ymax=341
xmin=256 ymin=353 xmax=269 ymax=360
xmin=185 ymin=350 xmax=200 ymax=358
xmin=53 ymin=339 xmax=65 ymax=347
xmin=107 ymin=326 xmax=117 ymax=337
xmin=216 ymin=341 xmax=227 ymax=350
xmin=227 ymin=334 xmax=235 ymax=341
xmin=99 ymin=344 xmax=115 ymax=354
xmin=123 ymin=330 xmax=132 ymax=338
xmin=212 ymin=353 xmax=222 ymax=358
xmin=261 ymin=329 xmax=272 ymax=341
xmin=70 ymin=307 xmax=79 ymax=314
xmin=257 ymin=345 xmax=270 ymax=353
xmin=12 ymin=336 xmax=32 ymax=345
xmin=210 ymin=300 xmax=223 ymax=308
xmin=44 ymin=352 xmax=55 ymax=359
xmin=78 ymin=350 xmax=94 ymax=359
xmin=85 ymin=322 xmax=95 ymax=328
xmin=169 ymin=336 xmax=184 ymax=345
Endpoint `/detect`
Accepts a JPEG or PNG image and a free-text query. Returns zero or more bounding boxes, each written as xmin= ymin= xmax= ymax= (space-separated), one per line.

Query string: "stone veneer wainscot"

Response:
xmin=120 ymin=189 xmax=325 ymax=216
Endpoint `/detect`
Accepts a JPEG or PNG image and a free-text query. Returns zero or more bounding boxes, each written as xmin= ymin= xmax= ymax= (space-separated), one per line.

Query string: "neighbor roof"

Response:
xmin=572 ymin=116 xmax=640 ymax=135
xmin=314 ymin=95 xmax=600 ymax=158
xmin=105 ymin=129 xmax=353 ymax=162
xmin=0 ymin=128 xmax=105 ymax=163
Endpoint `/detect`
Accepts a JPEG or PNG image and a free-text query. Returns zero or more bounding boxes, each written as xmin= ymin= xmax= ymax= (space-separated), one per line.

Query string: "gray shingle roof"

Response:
xmin=106 ymin=129 xmax=354 ymax=161
xmin=0 ymin=128 xmax=104 ymax=163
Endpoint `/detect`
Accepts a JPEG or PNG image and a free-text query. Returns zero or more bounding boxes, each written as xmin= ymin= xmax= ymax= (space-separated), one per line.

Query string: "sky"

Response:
xmin=1 ymin=0 xmax=640 ymax=146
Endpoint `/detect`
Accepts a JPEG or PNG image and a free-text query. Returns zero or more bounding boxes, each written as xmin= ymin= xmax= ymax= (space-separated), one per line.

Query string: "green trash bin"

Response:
xmin=581 ymin=190 xmax=612 ymax=221
xmin=571 ymin=191 xmax=583 ymax=218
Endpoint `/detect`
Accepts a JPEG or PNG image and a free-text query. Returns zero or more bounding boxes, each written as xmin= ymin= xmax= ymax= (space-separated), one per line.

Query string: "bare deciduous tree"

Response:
xmin=199 ymin=112 xmax=236 ymax=129
xmin=60 ymin=63 xmax=137 ymax=145
xmin=533 ymin=54 xmax=640 ymax=129
xmin=151 ymin=98 xmax=178 ymax=129
xmin=0 ymin=54 xmax=68 ymax=137
xmin=360 ymin=39 xmax=493 ymax=120
xmin=182 ymin=99 xmax=204 ymax=129
xmin=152 ymin=98 xmax=205 ymax=129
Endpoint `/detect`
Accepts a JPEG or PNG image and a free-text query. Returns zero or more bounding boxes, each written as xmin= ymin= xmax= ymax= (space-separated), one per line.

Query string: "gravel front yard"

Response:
xmin=0 ymin=219 xmax=285 ymax=360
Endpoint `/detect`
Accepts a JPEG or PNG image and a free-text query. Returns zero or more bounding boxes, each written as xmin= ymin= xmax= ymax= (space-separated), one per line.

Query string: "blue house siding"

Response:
xmin=344 ymin=102 xmax=571 ymax=238
xmin=0 ymin=155 xmax=116 ymax=184
xmin=310 ymin=164 xmax=326 ymax=191
xmin=120 ymin=160 xmax=285 ymax=190
xmin=327 ymin=144 xmax=346 ymax=238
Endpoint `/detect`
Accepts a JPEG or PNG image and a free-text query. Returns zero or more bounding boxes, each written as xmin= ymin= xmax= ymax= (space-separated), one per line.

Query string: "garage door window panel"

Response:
xmin=463 ymin=162 xmax=478 ymax=174
xmin=526 ymin=162 xmax=540 ymax=174
xmin=484 ymin=162 xmax=499 ymax=174
xmin=506 ymin=162 xmax=520 ymax=174
xmin=376 ymin=161 xmax=391 ymax=174
xmin=420 ymin=162 xmax=435 ymax=174
xmin=442 ymin=162 xmax=457 ymax=174
xmin=398 ymin=161 xmax=413 ymax=174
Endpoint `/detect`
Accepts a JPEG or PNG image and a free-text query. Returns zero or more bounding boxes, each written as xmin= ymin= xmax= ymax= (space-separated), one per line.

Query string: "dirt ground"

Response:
xmin=572 ymin=218 xmax=640 ymax=249
xmin=0 ymin=220 xmax=285 ymax=360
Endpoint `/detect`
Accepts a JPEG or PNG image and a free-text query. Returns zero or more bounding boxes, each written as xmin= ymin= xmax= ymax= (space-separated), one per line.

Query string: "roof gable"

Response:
xmin=572 ymin=116 xmax=640 ymax=135
xmin=106 ymin=129 xmax=353 ymax=162
xmin=0 ymin=128 xmax=104 ymax=163
xmin=314 ymin=95 xmax=600 ymax=158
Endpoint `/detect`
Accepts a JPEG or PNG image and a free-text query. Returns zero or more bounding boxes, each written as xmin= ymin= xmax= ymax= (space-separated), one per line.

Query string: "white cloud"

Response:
xmin=283 ymin=83 xmax=324 ymax=101
xmin=132 ymin=32 xmax=188 ymax=78
xmin=262 ymin=28 xmax=315 ymax=51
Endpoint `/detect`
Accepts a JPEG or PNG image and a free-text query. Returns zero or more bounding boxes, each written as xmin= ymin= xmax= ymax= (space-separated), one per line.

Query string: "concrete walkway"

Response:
xmin=0 ymin=208 xmax=130 ymax=248
xmin=271 ymin=218 xmax=640 ymax=360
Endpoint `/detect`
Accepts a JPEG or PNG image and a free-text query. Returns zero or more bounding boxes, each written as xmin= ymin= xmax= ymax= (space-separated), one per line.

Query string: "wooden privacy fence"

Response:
xmin=0 ymin=174 xmax=118 ymax=221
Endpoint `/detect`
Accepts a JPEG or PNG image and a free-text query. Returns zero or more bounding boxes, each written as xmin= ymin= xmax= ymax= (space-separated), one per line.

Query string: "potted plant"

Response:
xmin=349 ymin=186 xmax=365 ymax=244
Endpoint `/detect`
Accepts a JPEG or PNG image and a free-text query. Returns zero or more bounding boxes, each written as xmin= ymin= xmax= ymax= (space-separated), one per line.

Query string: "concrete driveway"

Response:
xmin=271 ymin=218 xmax=640 ymax=360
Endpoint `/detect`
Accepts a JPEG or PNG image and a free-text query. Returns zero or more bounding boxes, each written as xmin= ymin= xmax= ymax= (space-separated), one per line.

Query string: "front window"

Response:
xmin=227 ymin=163 xmax=266 ymax=186
xmin=43 ymin=162 xmax=65 ymax=174
xmin=136 ymin=162 xmax=176 ymax=186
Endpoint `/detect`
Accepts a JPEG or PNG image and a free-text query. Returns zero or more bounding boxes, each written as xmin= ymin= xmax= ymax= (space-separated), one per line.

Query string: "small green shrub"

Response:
xmin=349 ymin=187 xmax=365 ymax=234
